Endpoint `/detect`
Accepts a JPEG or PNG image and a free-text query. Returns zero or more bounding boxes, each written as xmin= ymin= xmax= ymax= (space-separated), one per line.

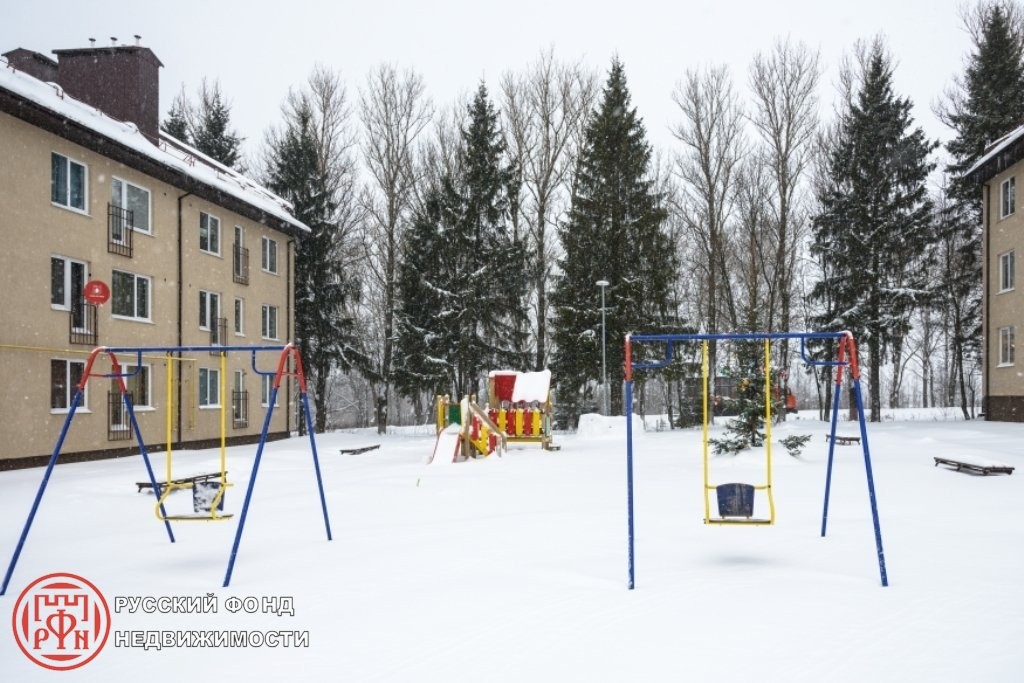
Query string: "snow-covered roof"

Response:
xmin=488 ymin=369 xmax=552 ymax=403
xmin=965 ymin=123 xmax=1024 ymax=180
xmin=0 ymin=56 xmax=308 ymax=234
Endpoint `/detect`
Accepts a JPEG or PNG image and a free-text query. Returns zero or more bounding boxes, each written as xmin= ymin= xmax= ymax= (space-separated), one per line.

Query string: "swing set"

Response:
xmin=624 ymin=331 xmax=888 ymax=589
xmin=1 ymin=343 xmax=332 ymax=595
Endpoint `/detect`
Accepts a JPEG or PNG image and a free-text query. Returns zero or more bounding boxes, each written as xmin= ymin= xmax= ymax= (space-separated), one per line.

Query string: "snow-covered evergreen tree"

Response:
xmin=550 ymin=59 xmax=677 ymax=426
xmin=394 ymin=83 xmax=528 ymax=400
xmin=265 ymin=97 xmax=365 ymax=432
xmin=938 ymin=0 xmax=1024 ymax=417
xmin=810 ymin=40 xmax=936 ymax=421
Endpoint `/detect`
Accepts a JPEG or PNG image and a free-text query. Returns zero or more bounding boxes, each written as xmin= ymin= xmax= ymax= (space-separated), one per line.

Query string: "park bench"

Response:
xmin=825 ymin=434 xmax=861 ymax=445
xmin=934 ymin=457 xmax=1014 ymax=476
xmin=339 ymin=444 xmax=380 ymax=455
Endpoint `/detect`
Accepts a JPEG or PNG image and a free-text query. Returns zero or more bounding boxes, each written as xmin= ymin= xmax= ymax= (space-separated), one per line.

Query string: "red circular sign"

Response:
xmin=11 ymin=572 xmax=111 ymax=670
xmin=83 ymin=280 xmax=110 ymax=306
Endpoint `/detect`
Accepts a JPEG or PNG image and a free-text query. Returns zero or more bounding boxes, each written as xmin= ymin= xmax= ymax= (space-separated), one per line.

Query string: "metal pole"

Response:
xmin=597 ymin=280 xmax=609 ymax=415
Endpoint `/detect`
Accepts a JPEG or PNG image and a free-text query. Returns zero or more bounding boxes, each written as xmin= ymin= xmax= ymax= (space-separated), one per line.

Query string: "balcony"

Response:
xmin=107 ymin=391 xmax=134 ymax=441
xmin=210 ymin=317 xmax=227 ymax=354
xmin=232 ymin=390 xmax=249 ymax=429
xmin=108 ymin=204 xmax=134 ymax=257
xmin=69 ymin=300 xmax=98 ymax=346
xmin=233 ymin=243 xmax=249 ymax=285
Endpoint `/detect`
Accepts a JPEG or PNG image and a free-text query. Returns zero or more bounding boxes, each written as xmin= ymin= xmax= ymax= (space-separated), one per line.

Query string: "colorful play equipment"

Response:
xmin=155 ymin=349 xmax=232 ymax=521
xmin=699 ymin=338 xmax=777 ymax=525
xmin=431 ymin=370 xmax=558 ymax=464
xmin=623 ymin=331 xmax=888 ymax=589
xmin=1 ymin=343 xmax=332 ymax=595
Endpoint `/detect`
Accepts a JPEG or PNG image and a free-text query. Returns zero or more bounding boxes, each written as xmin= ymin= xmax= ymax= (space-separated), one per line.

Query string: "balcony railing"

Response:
xmin=108 ymin=391 xmax=134 ymax=441
xmin=108 ymin=204 xmax=134 ymax=257
xmin=210 ymin=317 xmax=227 ymax=354
xmin=69 ymin=300 xmax=98 ymax=346
xmin=233 ymin=243 xmax=249 ymax=285
xmin=232 ymin=390 xmax=249 ymax=429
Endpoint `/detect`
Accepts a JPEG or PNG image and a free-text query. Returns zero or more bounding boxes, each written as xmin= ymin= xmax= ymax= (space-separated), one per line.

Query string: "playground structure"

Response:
xmin=624 ymin=331 xmax=888 ymax=589
xmin=1 ymin=343 xmax=332 ymax=595
xmin=431 ymin=370 xmax=558 ymax=464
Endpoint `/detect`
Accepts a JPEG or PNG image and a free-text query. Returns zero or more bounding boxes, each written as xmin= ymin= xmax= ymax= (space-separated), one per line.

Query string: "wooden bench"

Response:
xmin=934 ymin=457 xmax=1014 ymax=476
xmin=825 ymin=434 xmax=861 ymax=445
xmin=136 ymin=472 xmax=226 ymax=494
xmin=339 ymin=444 xmax=380 ymax=455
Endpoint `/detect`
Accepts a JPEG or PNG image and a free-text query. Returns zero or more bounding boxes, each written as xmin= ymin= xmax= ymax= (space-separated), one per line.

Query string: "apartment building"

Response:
xmin=969 ymin=123 xmax=1024 ymax=421
xmin=0 ymin=42 xmax=308 ymax=467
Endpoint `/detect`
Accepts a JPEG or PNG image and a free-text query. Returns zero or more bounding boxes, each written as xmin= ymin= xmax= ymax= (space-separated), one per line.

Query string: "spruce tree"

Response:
xmin=394 ymin=83 xmax=528 ymax=400
xmin=265 ymin=100 xmax=364 ymax=432
xmin=161 ymin=80 xmax=243 ymax=170
xmin=810 ymin=40 xmax=936 ymax=421
xmin=939 ymin=1 xmax=1024 ymax=417
xmin=550 ymin=59 xmax=676 ymax=426
xmin=192 ymin=81 xmax=243 ymax=169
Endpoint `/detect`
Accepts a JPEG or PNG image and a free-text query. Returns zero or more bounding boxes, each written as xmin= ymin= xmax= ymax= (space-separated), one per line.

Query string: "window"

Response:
xmin=111 ymin=177 xmax=151 ymax=233
xmin=261 ymin=236 xmax=278 ymax=274
xmin=1000 ymin=251 xmax=1015 ymax=292
xmin=50 ymin=359 xmax=86 ymax=411
xmin=233 ymin=369 xmax=248 ymax=425
xmin=261 ymin=304 xmax=278 ymax=340
xmin=110 ymin=364 xmax=152 ymax=430
xmin=1001 ymin=177 xmax=1016 ymax=218
xmin=999 ymin=326 xmax=1015 ymax=366
xmin=123 ymin=364 xmax=152 ymax=408
xmin=198 ymin=367 xmax=220 ymax=407
xmin=51 ymin=152 xmax=87 ymax=211
xmin=261 ymin=374 xmax=279 ymax=407
xmin=111 ymin=270 xmax=151 ymax=320
xmin=199 ymin=291 xmax=221 ymax=330
xmin=200 ymin=212 xmax=221 ymax=255
xmin=51 ymin=256 xmax=87 ymax=310
xmin=234 ymin=297 xmax=245 ymax=335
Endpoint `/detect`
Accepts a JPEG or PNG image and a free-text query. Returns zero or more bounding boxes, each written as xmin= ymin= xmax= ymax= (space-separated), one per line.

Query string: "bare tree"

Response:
xmin=500 ymin=49 xmax=597 ymax=369
xmin=748 ymin=39 xmax=820 ymax=389
xmin=359 ymin=64 xmax=433 ymax=433
xmin=671 ymin=65 xmax=746 ymax=336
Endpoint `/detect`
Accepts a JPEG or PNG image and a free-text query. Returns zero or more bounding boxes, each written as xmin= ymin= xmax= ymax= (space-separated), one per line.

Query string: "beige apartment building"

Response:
xmin=0 ymin=43 xmax=307 ymax=466
xmin=969 ymin=124 xmax=1024 ymax=421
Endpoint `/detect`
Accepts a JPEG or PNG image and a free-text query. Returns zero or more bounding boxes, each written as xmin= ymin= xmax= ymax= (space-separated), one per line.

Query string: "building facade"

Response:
xmin=0 ymin=43 xmax=307 ymax=467
xmin=969 ymin=124 xmax=1024 ymax=421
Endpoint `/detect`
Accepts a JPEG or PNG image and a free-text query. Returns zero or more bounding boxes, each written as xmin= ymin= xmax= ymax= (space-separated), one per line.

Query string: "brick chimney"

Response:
xmin=51 ymin=41 xmax=163 ymax=143
xmin=2 ymin=48 xmax=58 ymax=82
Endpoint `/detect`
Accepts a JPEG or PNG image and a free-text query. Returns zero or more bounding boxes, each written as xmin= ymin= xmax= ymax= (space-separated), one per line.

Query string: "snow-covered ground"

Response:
xmin=1 ymin=409 xmax=1021 ymax=681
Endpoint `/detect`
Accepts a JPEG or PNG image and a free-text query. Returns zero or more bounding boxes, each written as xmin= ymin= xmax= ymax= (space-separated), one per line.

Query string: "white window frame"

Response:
xmin=110 ymin=364 xmax=153 ymax=430
xmin=50 ymin=358 xmax=88 ymax=412
xmin=1001 ymin=176 xmax=1016 ymax=219
xmin=999 ymin=250 xmax=1015 ymax=293
xmin=261 ymin=304 xmax=279 ymax=340
xmin=261 ymin=236 xmax=279 ymax=274
xmin=200 ymin=211 xmax=221 ymax=256
xmin=199 ymin=290 xmax=221 ymax=330
xmin=261 ymin=374 xmax=280 ymax=407
xmin=999 ymin=326 xmax=1015 ymax=366
xmin=111 ymin=176 xmax=152 ymax=234
xmin=50 ymin=255 xmax=87 ymax=311
xmin=234 ymin=297 xmax=245 ymax=336
xmin=198 ymin=367 xmax=221 ymax=408
xmin=233 ymin=369 xmax=248 ymax=423
xmin=111 ymin=269 xmax=152 ymax=321
xmin=51 ymin=152 xmax=88 ymax=213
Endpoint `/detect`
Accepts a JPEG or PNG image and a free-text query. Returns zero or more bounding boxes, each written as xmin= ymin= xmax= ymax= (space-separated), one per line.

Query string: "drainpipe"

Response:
xmin=983 ymin=183 xmax=991 ymax=420
xmin=287 ymin=238 xmax=295 ymax=435
xmin=177 ymin=192 xmax=192 ymax=446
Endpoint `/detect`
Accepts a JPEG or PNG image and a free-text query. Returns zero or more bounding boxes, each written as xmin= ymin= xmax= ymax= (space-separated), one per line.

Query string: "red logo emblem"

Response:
xmin=11 ymin=573 xmax=111 ymax=670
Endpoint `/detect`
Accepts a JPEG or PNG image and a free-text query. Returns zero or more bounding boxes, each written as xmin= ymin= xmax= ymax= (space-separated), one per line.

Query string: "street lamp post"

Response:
xmin=596 ymin=279 xmax=609 ymax=415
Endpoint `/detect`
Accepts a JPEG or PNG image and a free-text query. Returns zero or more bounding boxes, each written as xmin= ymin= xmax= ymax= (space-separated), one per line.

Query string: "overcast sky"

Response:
xmin=3 ymin=0 xmax=976 ymax=165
